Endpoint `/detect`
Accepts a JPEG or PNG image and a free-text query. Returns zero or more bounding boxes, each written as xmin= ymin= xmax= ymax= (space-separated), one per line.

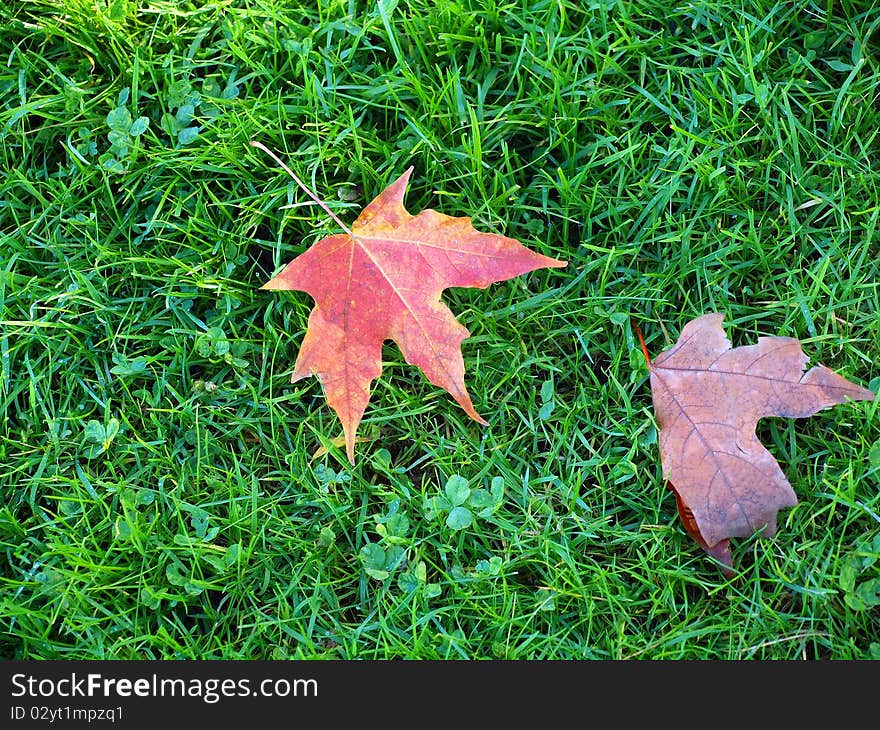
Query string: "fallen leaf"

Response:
xmin=648 ymin=313 xmax=874 ymax=568
xmin=261 ymin=163 xmax=566 ymax=462
xmin=309 ymin=429 xmax=376 ymax=463
xmin=309 ymin=434 xmax=354 ymax=463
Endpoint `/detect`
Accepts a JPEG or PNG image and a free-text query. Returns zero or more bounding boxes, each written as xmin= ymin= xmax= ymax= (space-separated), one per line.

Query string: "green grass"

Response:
xmin=2 ymin=0 xmax=879 ymax=660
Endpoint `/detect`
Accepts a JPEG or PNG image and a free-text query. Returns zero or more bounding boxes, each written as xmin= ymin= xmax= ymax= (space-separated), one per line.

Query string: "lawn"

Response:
xmin=1 ymin=0 xmax=878 ymax=660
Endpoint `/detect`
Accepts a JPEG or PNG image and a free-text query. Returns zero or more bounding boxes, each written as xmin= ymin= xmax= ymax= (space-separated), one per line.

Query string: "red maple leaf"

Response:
xmin=259 ymin=156 xmax=566 ymax=462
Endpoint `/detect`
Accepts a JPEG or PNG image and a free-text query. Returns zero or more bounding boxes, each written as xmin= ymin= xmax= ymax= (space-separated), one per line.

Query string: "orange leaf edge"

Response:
xmin=667 ymin=481 xmax=734 ymax=577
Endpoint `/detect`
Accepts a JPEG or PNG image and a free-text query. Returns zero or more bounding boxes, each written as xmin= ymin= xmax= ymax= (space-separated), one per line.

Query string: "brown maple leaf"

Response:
xmin=648 ymin=313 xmax=874 ymax=568
xmin=258 ymin=153 xmax=566 ymax=462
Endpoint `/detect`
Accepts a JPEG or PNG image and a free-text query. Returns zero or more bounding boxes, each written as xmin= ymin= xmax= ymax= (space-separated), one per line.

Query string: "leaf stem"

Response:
xmin=632 ymin=319 xmax=652 ymax=368
xmin=249 ymin=140 xmax=353 ymax=236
